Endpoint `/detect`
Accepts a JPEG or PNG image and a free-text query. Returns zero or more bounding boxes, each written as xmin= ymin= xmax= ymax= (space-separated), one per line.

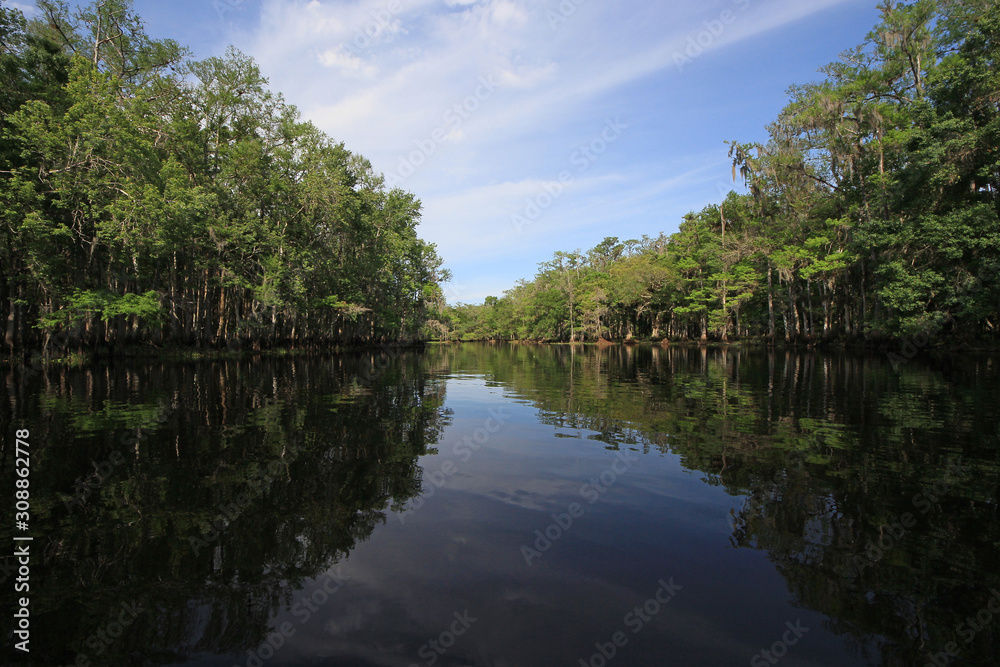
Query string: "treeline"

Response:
xmin=444 ymin=0 xmax=999 ymax=345
xmin=0 ymin=0 xmax=447 ymax=355
xmin=425 ymin=343 xmax=1000 ymax=666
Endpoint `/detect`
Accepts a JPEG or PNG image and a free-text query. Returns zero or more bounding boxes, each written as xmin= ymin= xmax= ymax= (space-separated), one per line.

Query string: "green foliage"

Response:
xmin=443 ymin=0 xmax=999 ymax=345
xmin=0 ymin=0 xmax=444 ymax=352
xmin=101 ymin=291 xmax=162 ymax=322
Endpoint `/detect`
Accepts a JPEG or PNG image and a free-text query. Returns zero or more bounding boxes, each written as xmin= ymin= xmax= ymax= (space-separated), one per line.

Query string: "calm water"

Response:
xmin=2 ymin=344 xmax=999 ymax=666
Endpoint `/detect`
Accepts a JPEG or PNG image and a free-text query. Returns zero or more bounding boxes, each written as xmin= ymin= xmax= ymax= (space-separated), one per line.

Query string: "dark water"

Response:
xmin=2 ymin=344 xmax=999 ymax=667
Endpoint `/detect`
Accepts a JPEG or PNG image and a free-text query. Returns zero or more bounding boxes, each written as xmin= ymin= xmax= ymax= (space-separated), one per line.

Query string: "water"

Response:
xmin=2 ymin=344 xmax=999 ymax=666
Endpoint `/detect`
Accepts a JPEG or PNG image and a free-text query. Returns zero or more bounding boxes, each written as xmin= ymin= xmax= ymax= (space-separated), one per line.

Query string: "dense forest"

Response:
xmin=0 ymin=0 xmax=448 ymax=354
xmin=445 ymin=0 xmax=1000 ymax=346
xmin=0 ymin=351 xmax=448 ymax=663
xmin=4 ymin=1 xmax=998 ymax=356
xmin=425 ymin=343 xmax=1000 ymax=666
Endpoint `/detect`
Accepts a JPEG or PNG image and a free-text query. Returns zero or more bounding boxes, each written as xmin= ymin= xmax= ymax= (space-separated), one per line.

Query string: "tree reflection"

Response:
xmin=2 ymin=345 xmax=997 ymax=666
xmin=0 ymin=351 xmax=449 ymax=665
xmin=427 ymin=344 xmax=1000 ymax=666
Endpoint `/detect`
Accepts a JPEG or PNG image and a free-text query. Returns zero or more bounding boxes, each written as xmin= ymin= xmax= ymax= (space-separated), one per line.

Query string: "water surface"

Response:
xmin=2 ymin=344 xmax=999 ymax=666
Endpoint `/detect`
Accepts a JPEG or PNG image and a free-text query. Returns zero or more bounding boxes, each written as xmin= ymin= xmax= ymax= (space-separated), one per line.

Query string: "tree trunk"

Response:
xmin=767 ymin=267 xmax=776 ymax=344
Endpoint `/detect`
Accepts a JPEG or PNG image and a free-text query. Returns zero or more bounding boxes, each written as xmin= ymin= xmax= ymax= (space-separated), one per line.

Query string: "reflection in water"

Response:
xmin=1 ymin=352 xmax=449 ymax=665
xmin=0 ymin=344 xmax=997 ymax=666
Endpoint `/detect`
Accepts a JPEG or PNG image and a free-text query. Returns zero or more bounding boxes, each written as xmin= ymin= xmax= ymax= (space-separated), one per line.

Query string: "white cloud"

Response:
xmin=229 ymin=0 xmax=860 ymax=301
xmin=317 ymin=46 xmax=379 ymax=78
xmin=490 ymin=0 xmax=527 ymax=26
xmin=8 ymin=1 xmax=36 ymax=16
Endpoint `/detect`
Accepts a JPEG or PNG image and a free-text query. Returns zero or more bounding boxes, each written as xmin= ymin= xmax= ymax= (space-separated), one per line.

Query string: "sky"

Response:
xmin=15 ymin=0 xmax=882 ymax=304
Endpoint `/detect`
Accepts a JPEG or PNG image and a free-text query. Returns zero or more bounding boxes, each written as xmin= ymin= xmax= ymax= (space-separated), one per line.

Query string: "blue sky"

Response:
xmin=14 ymin=0 xmax=881 ymax=303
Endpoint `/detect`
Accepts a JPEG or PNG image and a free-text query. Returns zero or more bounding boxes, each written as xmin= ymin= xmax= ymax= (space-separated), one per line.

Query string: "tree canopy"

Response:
xmin=0 ymin=0 xmax=448 ymax=354
xmin=443 ymin=0 xmax=999 ymax=346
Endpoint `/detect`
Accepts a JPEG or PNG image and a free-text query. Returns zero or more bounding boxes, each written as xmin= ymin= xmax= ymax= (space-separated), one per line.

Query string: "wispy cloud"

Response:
xmin=9 ymin=1 xmax=36 ymax=16
xmin=219 ymin=0 xmax=867 ymax=302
